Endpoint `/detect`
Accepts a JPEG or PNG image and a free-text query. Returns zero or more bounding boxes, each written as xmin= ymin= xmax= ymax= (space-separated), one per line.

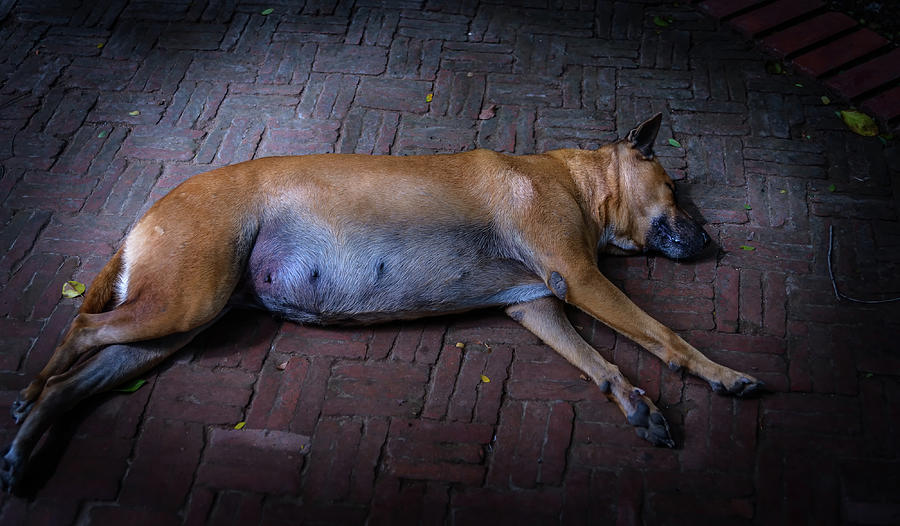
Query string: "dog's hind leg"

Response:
xmin=1 ymin=320 xmax=214 ymax=492
xmin=506 ymin=296 xmax=674 ymax=447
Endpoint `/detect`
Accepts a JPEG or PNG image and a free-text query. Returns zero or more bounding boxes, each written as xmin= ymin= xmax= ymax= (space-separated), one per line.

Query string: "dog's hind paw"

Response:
xmin=710 ymin=376 xmax=766 ymax=398
xmin=627 ymin=399 xmax=675 ymax=448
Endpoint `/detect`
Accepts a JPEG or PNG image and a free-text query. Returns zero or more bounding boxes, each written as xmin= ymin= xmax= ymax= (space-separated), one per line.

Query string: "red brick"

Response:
xmin=761 ymin=12 xmax=858 ymax=57
xmin=302 ymin=417 xmax=362 ymax=502
xmin=422 ymin=343 xmax=463 ymax=419
xmin=715 ymin=266 xmax=740 ymax=333
xmin=355 ymin=77 xmax=432 ymax=113
xmin=473 ymin=345 xmax=513 ymax=424
xmin=288 ymin=356 xmax=331 ymax=435
xmin=452 ymin=487 xmax=564 ymax=524
xmin=207 ymin=492 xmax=263 ymax=526
xmin=119 ymin=417 xmax=205 ymax=509
xmin=447 ymin=346 xmax=487 ymax=421
xmin=699 ymin=0 xmax=768 ymax=19
xmin=313 ymin=43 xmax=387 ymax=74
xmin=323 ymin=361 xmax=429 ymax=417
xmin=121 ymin=126 xmax=203 ymax=161
xmin=861 ymin=85 xmax=900 ymax=122
xmin=148 ymin=363 xmax=255 ymax=424
xmin=539 ymin=401 xmax=573 ymax=485
xmin=247 ymin=355 xmax=309 ymax=429
xmin=257 ymin=116 xmax=340 ymax=156
xmin=86 ymin=506 xmax=180 ymax=526
xmin=730 ymin=0 xmax=824 ymax=37
xmin=827 ymin=48 xmax=900 ymax=99
xmin=197 ymin=427 xmax=309 ymax=494
xmin=793 ymin=29 xmax=889 ymax=77
xmin=348 ymin=417 xmax=390 ymax=502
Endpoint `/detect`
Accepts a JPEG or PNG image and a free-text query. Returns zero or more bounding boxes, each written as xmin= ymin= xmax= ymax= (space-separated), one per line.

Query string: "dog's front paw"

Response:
xmin=709 ymin=376 xmax=766 ymax=398
xmin=10 ymin=397 xmax=33 ymax=424
xmin=626 ymin=395 xmax=675 ymax=448
xmin=0 ymin=447 xmax=22 ymax=493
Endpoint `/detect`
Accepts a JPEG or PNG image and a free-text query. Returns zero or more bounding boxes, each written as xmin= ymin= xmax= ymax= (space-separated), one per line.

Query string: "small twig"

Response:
xmin=828 ymin=225 xmax=900 ymax=304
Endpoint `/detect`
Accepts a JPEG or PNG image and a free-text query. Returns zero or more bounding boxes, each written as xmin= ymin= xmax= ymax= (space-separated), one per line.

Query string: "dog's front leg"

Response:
xmin=549 ymin=261 xmax=764 ymax=397
xmin=506 ymin=296 xmax=674 ymax=446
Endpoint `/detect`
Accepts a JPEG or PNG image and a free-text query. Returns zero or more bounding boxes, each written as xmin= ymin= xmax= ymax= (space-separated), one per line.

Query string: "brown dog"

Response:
xmin=2 ymin=114 xmax=762 ymax=491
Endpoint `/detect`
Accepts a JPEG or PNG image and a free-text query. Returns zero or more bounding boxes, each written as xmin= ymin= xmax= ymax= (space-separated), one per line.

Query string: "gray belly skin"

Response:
xmin=244 ymin=214 xmax=551 ymax=325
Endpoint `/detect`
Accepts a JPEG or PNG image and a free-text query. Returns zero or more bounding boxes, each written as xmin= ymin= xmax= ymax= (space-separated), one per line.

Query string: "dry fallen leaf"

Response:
xmin=276 ymin=361 xmax=288 ymax=371
xmin=62 ymin=280 xmax=86 ymax=298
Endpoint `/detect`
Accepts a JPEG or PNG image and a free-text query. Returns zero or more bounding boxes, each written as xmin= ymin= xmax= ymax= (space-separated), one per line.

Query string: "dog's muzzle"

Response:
xmin=646 ymin=215 xmax=710 ymax=260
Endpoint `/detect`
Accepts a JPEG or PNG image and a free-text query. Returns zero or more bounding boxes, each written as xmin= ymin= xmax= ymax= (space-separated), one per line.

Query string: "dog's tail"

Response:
xmin=79 ymin=247 xmax=124 ymax=314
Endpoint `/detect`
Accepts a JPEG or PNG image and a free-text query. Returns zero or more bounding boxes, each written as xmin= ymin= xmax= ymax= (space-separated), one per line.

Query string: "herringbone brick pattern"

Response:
xmin=1 ymin=1 xmax=898 ymax=524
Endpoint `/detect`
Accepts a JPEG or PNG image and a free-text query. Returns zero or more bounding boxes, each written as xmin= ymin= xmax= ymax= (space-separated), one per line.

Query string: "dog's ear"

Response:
xmin=626 ymin=113 xmax=662 ymax=158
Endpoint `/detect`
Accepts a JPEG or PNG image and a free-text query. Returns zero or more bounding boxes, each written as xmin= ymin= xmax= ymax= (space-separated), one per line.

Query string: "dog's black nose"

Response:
xmin=701 ymin=230 xmax=710 ymax=247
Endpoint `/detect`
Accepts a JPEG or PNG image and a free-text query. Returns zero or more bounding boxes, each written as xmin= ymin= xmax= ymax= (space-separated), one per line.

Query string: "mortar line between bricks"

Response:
xmin=421 ymin=324 xmax=451 ymax=420
xmin=8 ymin=210 xmax=52 ymax=279
xmin=180 ymin=421 xmax=212 ymax=523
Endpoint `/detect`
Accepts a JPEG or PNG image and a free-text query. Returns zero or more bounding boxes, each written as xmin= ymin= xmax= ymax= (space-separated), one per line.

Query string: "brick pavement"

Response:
xmin=1 ymin=1 xmax=899 ymax=525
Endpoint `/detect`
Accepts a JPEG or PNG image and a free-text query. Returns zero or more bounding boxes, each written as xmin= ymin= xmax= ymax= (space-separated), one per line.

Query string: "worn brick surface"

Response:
xmin=1 ymin=1 xmax=899 ymax=524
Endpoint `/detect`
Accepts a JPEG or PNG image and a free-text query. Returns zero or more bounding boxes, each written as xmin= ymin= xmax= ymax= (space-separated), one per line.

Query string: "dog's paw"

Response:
xmin=10 ymin=397 xmax=33 ymax=424
xmin=627 ymin=398 xmax=675 ymax=448
xmin=0 ymin=447 xmax=21 ymax=494
xmin=709 ymin=376 xmax=766 ymax=398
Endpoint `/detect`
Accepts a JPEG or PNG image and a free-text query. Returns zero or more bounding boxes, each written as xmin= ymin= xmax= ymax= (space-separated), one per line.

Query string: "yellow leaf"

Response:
xmin=840 ymin=110 xmax=878 ymax=136
xmin=455 ymin=342 xmax=465 ymax=348
xmin=62 ymin=280 xmax=86 ymax=298
xmin=234 ymin=421 xmax=246 ymax=430
xmin=128 ymin=110 xmax=140 ymax=116
xmin=97 ymin=42 xmax=104 ymax=48
xmin=480 ymin=375 xmax=490 ymax=383
xmin=425 ymin=93 xmax=433 ymax=103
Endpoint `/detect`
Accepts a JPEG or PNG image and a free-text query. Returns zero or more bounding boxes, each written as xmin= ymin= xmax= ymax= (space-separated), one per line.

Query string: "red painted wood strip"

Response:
xmin=699 ymin=0 xmax=769 ymax=19
xmin=861 ymin=86 xmax=900 ymax=122
xmin=827 ymin=48 xmax=900 ymax=99
xmin=793 ymin=29 xmax=889 ymax=77
xmin=761 ymin=12 xmax=857 ymax=57
xmin=731 ymin=0 xmax=824 ymax=37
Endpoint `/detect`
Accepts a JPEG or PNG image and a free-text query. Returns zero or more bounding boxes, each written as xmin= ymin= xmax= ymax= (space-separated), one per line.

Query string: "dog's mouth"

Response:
xmin=646 ymin=215 xmax=710 ymax=260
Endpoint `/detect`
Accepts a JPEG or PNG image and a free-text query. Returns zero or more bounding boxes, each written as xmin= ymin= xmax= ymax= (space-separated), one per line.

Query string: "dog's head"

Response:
xmin=600 ymin=113 xmax=709 ymax=260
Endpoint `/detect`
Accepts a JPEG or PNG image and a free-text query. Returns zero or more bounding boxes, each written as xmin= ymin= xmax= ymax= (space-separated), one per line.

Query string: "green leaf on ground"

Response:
xmin=667 ymin=138 xmax=681 ymax=148
xmin=828 ymin=184 xmax=836 ymax=192
xmin=821 ymin=96 xmax=831 ymax=105
xmin=261 ymin=8 xmax=274 ymax=15
xmin=234 ymin=421 xmax=246 ymax=430
xmin=97 ymin=130 xmax=108 ymax=138
xmin=128 ymin=110 xmax=140 ymax=116
xmin=840 ymin=110 xmax=878 ymax=136
xmin=62 ymin=280 xmax=86 ymax=298
xmin=739 ymin=245 xmax=756 ymax=251
xmin=765 ymin=61 xmax=784 ymax=75
xmin=743 ymin=204 xmax=752 ymax=210
xmin=653 ymin=16 xmax=670 ymax=27
xmin=113 ymin=379 xmax=146 ymax=393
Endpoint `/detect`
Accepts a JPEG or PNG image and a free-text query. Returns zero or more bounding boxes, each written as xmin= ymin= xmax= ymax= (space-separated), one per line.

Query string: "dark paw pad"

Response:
xmin=628 ymin=402 xmax=675 ymax=448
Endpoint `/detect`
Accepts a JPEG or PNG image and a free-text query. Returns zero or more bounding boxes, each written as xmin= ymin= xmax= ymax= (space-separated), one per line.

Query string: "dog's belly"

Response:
xmin=244 ymin=216 xmax=551 ymax=324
